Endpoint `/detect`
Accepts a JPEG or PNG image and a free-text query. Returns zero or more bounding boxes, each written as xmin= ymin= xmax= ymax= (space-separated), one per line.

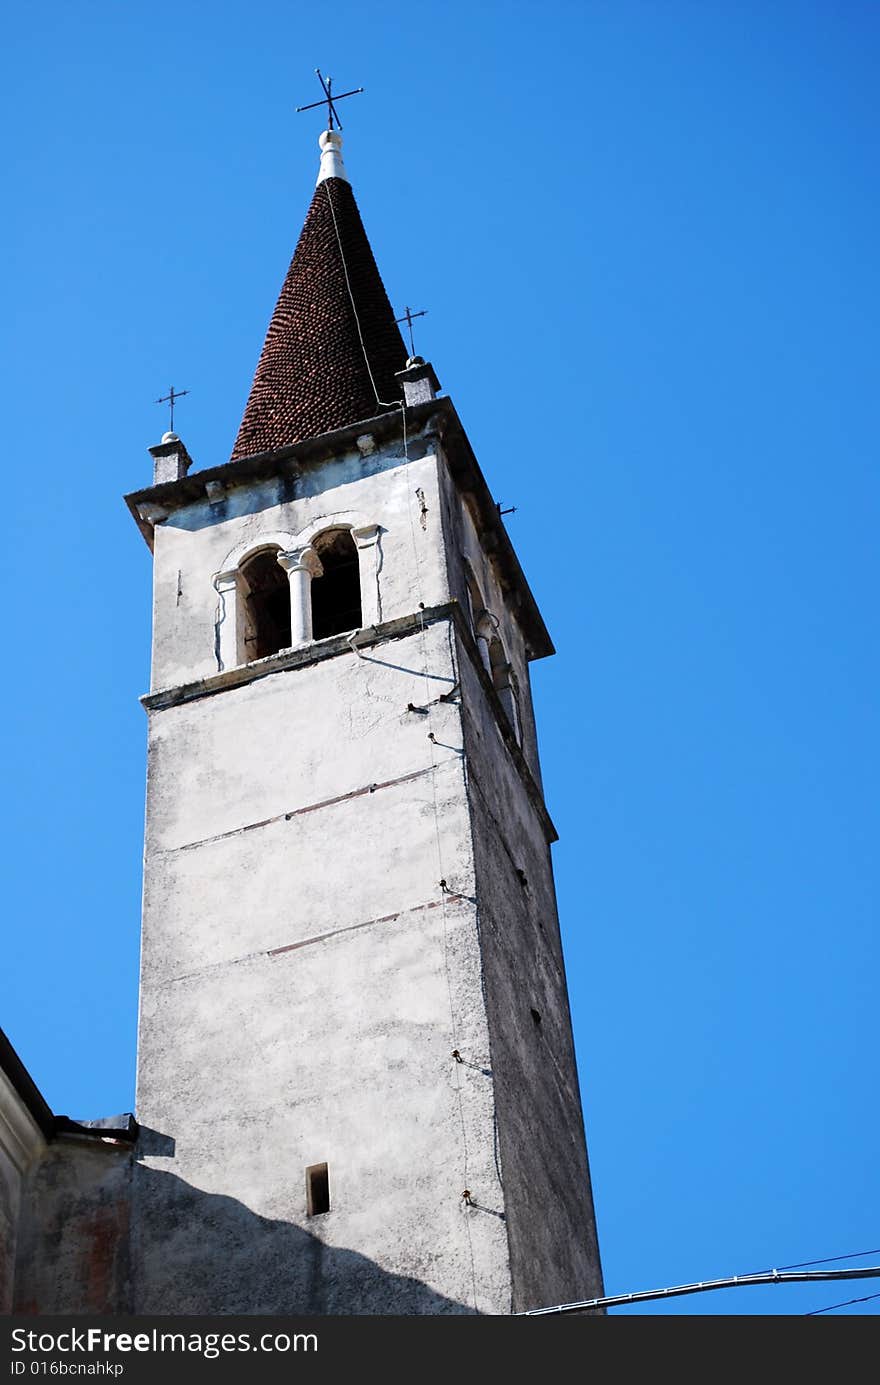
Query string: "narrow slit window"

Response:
xmin=306 ymin=1162 xmax=330 ymax=1216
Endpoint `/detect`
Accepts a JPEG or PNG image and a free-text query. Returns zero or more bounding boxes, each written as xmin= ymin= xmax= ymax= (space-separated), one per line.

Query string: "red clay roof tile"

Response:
xmin=231 ymin=176 xmax=407 ymax=459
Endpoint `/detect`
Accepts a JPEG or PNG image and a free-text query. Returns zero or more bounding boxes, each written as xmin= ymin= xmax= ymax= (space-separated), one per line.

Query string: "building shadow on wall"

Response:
xmin=131 ymin=1154 xmax=476 ymax=1316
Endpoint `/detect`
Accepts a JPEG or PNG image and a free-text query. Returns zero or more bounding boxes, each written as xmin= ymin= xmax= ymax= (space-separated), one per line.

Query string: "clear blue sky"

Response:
xmin=2 ymin=2 xmax=877 ymax=1316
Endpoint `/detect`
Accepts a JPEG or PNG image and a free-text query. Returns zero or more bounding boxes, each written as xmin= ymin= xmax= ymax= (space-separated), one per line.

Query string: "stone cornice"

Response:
xmin=141 ymin=604 xmax=452 ymax=711
xmin=125 ymin=403 xmax=435 ymax=552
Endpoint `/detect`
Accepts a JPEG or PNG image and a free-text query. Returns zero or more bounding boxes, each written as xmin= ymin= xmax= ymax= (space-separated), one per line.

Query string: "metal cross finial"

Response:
xmin=296 ymin=69 xmax=364 ymax=131
xmin=395 ymin=305 xmax=428 ymax=358
xmin=155 ymin=385 xmax=189 ymax=433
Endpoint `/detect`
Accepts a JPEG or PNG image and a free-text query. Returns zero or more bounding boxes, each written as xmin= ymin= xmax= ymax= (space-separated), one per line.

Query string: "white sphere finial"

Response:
xmin=316 ymin=129 xmax=349 ymax=185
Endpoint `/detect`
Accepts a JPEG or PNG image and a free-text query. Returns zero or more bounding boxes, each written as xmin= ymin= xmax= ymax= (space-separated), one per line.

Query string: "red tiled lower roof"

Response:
xmin=231 ymin=176 xmax=408 ymax=459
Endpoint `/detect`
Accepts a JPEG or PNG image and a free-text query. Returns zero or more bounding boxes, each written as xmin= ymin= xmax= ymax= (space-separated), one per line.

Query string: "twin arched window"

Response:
xmin=466 ymin=570 xmax=521 ymax=744
xmin=223 ymin=528 xmax=364 ymax=668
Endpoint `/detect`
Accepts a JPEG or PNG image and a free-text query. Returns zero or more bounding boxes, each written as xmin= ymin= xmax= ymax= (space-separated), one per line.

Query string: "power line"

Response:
xmin=807 ymin=1290 xmax=880 ymax=1317
xmin=751 ymin=1246 xmax=880 ymax=1274
xmin=519 ymin=1265 xmax=880 ymax=1316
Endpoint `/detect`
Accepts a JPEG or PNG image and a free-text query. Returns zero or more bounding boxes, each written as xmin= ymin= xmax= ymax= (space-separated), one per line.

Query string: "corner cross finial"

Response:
xmin=155 ymin=385 xmax=189 ymax=434
xmin=395 ymin=306 xmax=428 ymax=359
xmin=296 ymin=69 xmax=364 ymax=131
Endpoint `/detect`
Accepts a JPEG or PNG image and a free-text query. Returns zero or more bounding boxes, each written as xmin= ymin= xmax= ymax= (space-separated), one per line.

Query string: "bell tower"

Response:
xmin=125 ymin=126 xmax=603 ymax=1314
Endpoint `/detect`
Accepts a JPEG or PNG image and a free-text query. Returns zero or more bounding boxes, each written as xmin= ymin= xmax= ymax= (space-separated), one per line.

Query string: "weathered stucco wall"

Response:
xmin=436 ymin=450 xmax=603 ymax=1312
xmin=456 ymin=633 xmax=604 ymax=1311
xmin=137 ymin=606 xmax=511 ymax=1312
xmin=13 ymin=1139 xmax=132 ymax=1314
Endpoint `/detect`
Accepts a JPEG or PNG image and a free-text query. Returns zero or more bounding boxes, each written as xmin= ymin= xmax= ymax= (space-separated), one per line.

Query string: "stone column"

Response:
xmin=474 ymin=610 xmax=497 ymax=678
xmin=277 ymin=547 xmax=322 ymax=646
xmin=351 ymin=524 xmax=382 ymax=628
xmin=214 ymin=569 xmax=242 ymax=671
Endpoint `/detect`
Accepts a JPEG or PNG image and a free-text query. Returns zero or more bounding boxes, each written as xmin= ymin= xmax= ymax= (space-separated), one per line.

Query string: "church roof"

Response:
xmin=230 ymin=132 xmax=408 ymax=460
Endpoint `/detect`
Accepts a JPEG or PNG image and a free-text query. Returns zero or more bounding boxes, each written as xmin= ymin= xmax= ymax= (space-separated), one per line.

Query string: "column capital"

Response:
xmin=214 ymin=568 xmax=240 ymax=594
xmin=475 ymin=609 xmax=500 ymax=643
xmin=351 ymin=524 xmax=381 ymax=550
xmin=277 ymin=546 xmax=323 ymax=579
xmin=278 ymin=547 xmax=319 ymax=646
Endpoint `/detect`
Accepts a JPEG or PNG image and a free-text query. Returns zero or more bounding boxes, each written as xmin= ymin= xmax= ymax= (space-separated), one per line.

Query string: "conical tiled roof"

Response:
xmin=231 ymin=139 xmax=408 ymax=460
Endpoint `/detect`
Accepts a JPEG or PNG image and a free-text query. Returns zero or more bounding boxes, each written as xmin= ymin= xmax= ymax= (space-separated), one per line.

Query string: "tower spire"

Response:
xmin=230 ymin=128 xmax=407 ymax=461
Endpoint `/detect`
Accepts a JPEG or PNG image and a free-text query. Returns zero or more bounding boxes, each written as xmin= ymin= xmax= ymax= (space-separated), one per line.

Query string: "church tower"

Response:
xmin=125 ymin=126 xmax=603 ymax=1315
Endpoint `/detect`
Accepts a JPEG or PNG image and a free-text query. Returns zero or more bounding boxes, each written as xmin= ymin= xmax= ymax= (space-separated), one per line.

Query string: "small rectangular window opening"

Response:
xmin=306 ymin=1162 xmax=330 ymax=1216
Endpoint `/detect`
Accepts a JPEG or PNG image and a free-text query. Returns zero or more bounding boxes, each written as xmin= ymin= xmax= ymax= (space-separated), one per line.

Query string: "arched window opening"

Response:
xmin=239 ymin=548 xmax=291 ymax=660
xmin=489 ymin=636 xmax=521 ymax=744
xmin=311 ymin=529 xmax=362 ymax=640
